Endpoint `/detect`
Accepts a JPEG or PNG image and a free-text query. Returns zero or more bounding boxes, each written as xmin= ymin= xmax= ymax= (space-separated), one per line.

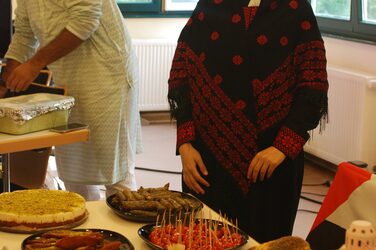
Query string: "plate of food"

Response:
xmin=22 ymin=228 xmax=135 ymax=250
xmin=138 ymin=219 xmax=248 ymax=250
xmin=106 ymin=183 xmax=203 ymax=223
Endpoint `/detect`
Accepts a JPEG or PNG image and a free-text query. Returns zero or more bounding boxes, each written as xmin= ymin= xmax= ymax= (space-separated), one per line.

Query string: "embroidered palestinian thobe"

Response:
xmin=6 ymin=0 xmax=142 ymax=187
xmin=168 ymin=0 xmax=328 ymax=243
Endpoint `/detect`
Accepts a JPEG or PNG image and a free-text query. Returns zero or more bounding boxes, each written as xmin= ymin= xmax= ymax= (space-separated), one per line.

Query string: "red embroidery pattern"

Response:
xmin=211 ymin=31 xmax=220 ymax=41
xmin=273 ymin=126 xmax=306 ymax=159
xmin=270 ymin=1 xmax=278 ymax=10
xmin=257 ymin=35 xmax=268 ymax=45
xmin=252 ymin=54 xmax=295 ymax=132
xmin=177 ymin=121 xmax=195 ymax=150
xmin=280 ymin=36 xmax=289 ymax=46
xmin=235 ymin=100 xmax=246 ymax=110
xmin=168 ymin=44 xmax=188 ymax=90
xmin=214 ymin=74 xmax=223 ymax=84
xmin=178 ymin=42 xmax=258 ymax=194
xmin=294 ymin=41 xmax=329 ymax=92
xmin=243 ymin=7 xmax=258 ymax=30
xmin=301 ymin=20 xmax=311 ymax=30
xmin=289 ymin=0 xmax=298 ymax=9
xmin=232 ymin=55 xmax=243 ymax=65
xmin=214 ymin=0 xmax=223 ymax=4
xmin=253 ymin=40 xmax=328 ymax=132
xmin=232 ymin=14 xmax=241 ymax=24
xmin=199 ymin=52 xmax=206 ymax=62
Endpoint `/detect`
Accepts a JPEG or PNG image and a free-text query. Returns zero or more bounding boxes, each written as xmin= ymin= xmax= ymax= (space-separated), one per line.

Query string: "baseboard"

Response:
xmin=304 ymin=152 xmax=338 ymax=173
xmin=141 ymin=111 xmax=175 ymax=124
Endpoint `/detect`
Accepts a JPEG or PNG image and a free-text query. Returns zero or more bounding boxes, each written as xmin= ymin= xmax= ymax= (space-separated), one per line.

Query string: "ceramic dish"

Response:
xmin=106 ymin=191 xmax=203 ymax=223
xmin=138 ymin=219 xmax=248 ymax=250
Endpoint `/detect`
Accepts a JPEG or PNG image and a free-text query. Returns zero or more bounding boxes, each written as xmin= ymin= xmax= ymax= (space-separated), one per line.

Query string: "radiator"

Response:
xmin=304 ymin=66 xmax=376 ymax=170
xmin=133 ymin=39 xmax=177 ymax=111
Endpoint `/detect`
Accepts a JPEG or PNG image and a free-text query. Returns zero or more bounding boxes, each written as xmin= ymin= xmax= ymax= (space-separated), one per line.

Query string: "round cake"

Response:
xmin=0 ymin=189 xmax=86 ymax=229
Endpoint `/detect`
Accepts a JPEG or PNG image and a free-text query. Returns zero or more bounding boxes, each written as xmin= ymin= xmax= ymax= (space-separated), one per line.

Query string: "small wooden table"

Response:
xmin=0 ymin=128 xmax=90 ymax=192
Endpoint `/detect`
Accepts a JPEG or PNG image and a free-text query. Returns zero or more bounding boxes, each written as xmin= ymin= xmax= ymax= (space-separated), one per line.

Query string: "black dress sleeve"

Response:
xmin=273 ymin=2 xmax=329 ymax=159
xmin=168 ymin=42 xmax=196 ymax=153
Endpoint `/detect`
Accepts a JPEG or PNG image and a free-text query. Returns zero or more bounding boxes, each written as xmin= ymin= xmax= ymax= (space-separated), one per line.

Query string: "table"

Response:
xmin=0 ymin=129 xmax=90 ymax=192
xmin=0 ymin=200 xmax=259 ymax=249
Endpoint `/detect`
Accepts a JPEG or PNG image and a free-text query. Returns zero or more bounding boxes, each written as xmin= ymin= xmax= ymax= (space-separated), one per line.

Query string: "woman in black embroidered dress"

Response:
xmin=168 ymin=0 xmax=328 ymax=243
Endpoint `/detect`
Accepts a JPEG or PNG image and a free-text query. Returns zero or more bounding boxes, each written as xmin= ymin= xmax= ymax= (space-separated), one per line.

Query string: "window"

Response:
xmin=362 ymin=0 xmax=376 ymax=24
xmin=164 ymin=0 xmax=198 ymax=11
xmin=116 ymin=0 xmax=376 ymax=43
xmin=117 ymin=0 xmax=198 ymax=17
xmin=309 ymin=0 xmax=376 ymax=43
xmin=310 ymin=0 xmax=351 ymax=20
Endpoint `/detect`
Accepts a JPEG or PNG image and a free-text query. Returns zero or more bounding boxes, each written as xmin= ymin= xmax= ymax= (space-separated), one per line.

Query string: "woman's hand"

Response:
xmin=247 ymin=146 xmax=286 ymax=183
xmin=179 ymin=143 xmax=209 ymax=194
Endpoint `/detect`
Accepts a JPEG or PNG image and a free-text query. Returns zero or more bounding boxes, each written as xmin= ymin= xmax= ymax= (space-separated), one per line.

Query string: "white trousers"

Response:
xmin=63 ymin=137 xmax=137 ymax=201
xmin=64 ymin=175 xmax=136 ymax=201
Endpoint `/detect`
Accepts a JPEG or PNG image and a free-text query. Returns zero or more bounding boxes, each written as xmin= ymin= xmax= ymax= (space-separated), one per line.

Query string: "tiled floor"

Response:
xmin=47 ymin=117 xmax=335 ymax=240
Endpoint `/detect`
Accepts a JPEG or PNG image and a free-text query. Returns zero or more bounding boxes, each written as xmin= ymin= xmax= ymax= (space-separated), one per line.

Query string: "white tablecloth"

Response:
xmin=0 ymin=200 xmax=258 ymax=249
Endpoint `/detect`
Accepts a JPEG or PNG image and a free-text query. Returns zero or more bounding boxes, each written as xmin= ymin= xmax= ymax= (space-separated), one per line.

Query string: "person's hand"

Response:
xmin=1 ymin=59 xmax=21 ymax=82
xmin=179 ymin=143 xmax=209 ymax=194
xmin=5 ymin=60 xmax=42 ymax=92
xmin=247 ymin=146 xmax=286 ymax=183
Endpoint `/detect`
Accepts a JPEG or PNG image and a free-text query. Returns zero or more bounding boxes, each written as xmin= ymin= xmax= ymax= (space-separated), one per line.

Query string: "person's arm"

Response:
xmin=5 ymin=29 xmax=84 ymax=92
xmin=272 ymin=2 xmax=328 ymax=160
xmin=248 ymin=2 xmax=328 ymax=182
xmin=168 ymin=43 xmax=197 ymax=152
xmin=5 ymin=0 xmax=103 ymax=92
xmin=4 ymin=0 xmax=38 ymax=85
xmin=5 ymin=0 xmax=39 ymax=65
xmin=168 ymin=42 xmax=209 ymax=194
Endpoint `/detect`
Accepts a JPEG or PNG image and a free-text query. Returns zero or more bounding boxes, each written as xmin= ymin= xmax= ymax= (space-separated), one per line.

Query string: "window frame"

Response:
xmin=117 ymin=0 xmax=160 ymax=15
xmin=311 ymin=0 xmax=376 ymax=43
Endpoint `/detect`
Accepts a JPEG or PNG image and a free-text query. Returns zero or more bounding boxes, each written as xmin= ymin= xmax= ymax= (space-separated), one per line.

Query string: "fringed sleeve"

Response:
xmin=273 ymin=2 xmax=329 ymax=159
xmin=168 ymin=42 xmax=196 ymax=153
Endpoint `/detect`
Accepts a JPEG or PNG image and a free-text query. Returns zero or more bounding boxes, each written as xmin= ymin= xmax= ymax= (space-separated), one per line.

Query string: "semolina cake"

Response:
xmin=0 ymin=189 xmax=86 ymax=229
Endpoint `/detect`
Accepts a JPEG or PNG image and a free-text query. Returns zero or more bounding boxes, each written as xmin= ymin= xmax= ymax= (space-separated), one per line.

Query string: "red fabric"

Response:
xmin=273 ymin=126 xmax=306 ymax=159
xmin=176 ymin=121 xmax=196 ymax=150
xmin=310 ymin=162 xmax=372 ymax=231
